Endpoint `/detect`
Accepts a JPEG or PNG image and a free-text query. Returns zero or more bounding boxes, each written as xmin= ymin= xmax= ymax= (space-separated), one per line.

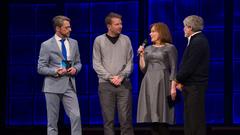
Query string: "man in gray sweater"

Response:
xmin=92 ymin=12 xmax=134 ymax=135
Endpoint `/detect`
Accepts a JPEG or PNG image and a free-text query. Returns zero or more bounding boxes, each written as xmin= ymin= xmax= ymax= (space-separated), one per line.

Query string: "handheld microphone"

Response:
xmin=141 ymin=39 xmax=148 ymax=47
xmin=137 ymin=39 xmax=148 ymax=56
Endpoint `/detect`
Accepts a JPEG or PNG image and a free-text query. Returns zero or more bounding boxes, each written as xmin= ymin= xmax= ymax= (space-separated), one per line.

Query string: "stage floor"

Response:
xmin=4 ymin=125 xmax=240 ymax=135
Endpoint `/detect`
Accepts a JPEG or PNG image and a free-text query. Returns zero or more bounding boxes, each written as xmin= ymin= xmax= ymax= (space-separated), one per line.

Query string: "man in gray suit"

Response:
xmin=38 ymin=15 xmax=82 ymax=135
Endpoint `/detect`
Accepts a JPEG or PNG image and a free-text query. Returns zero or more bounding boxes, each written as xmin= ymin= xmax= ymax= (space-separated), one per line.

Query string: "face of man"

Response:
xmin=107 ymin=17 xmax=122 ymax=36
xmin=149 ymin=26 xmax=160 ymax=44
xmin=183 ymin=25 xmax=192 ymax=38
xmin=56 ymin=20 xmax=72 ymax=38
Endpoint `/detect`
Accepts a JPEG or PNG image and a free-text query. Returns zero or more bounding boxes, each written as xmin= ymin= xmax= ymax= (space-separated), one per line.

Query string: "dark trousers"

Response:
xmin=98 ymin=80 xmax=134 ymax=135
xmin=183 ymin=85 xmax=207 ymax=135
xmin=151 ymin=123 xmax=170 ymax=135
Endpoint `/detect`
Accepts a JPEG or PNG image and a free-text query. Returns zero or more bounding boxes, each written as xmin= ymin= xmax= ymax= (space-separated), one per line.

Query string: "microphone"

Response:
xmin=137 ymin=39 xmax=148 ymax=56
xmin=141 ymin=39 xmax=148 ymax=47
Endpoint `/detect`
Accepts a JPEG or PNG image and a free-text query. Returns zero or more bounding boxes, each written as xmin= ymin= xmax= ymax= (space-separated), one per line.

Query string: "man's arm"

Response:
xmin=72 ymin=40 xmax=82 ymax=74
xmin=176 ymin=40 xmax=204 ymax=83
xmin=68 ymin=40 xmax=82 ymax=76
xmin=92 ymin=37 xmax=112 ymax=80
xmin=118 ymin=37 xmax=134 ymax=79
xmin=37 ymin=43 xmax=58 ymax=76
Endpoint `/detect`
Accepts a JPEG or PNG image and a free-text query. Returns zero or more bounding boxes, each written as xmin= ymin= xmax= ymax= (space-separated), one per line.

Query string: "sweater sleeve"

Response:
xmin=118 ymin=37 xmax=134 ymax=79
xmin=92 ymin=37 xmax=112 ymax=80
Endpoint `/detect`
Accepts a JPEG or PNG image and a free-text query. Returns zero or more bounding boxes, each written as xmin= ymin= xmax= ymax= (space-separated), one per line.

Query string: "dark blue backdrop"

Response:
xmin=3 ymin=0 xmax=240 ymax=126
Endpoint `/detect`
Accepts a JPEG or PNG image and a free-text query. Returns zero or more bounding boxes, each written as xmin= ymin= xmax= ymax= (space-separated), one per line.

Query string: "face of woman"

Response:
xmin=149 ymin=26 xmax=160 ymax=44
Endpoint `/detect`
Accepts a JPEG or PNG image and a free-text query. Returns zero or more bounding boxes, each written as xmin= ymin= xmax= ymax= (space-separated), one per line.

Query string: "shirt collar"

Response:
xmin=187 ymin=31 xmax=201 ymax=46
xmin=54 ymin=34 xmax=63 ymax=41
xmin=188 ymin=31 xmax=201 ymax=41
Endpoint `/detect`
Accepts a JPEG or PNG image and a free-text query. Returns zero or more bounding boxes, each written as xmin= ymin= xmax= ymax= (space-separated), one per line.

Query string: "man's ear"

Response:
xmin=188 ymin=26 xmax=193 ymax=31
xmin=107 ymin=24 xmax=111 ymax=30
xmin=56 ymin=26 xmax=60 ymax=32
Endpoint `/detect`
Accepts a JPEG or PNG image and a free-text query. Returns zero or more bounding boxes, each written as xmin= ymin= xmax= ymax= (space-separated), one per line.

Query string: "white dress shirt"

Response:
xmin=55 ymin=34 xmax=71 ymax=60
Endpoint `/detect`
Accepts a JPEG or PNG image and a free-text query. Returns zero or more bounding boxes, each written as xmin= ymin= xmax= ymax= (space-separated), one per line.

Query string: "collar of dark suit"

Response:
xmin=187 ymin=31 xmax=202 ymax=46
xmin=188 ymin=31 xmax=202 ymax=40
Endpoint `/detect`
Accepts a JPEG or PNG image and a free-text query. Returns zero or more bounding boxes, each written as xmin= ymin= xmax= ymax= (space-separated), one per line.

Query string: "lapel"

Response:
xmin=188 ymin=32 xmax=201 ymax=47
xmin=50 ymin=37 xmax=65 ymax=60
xmin=68 ymin=38 xmax=75 ymax=61
xmin=182 ymin=33 xmax=202 ymax=62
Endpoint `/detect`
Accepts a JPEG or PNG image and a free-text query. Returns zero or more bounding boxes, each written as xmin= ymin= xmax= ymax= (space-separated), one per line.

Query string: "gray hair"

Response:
xmin=183 ymin=15 xmax=204 ymax=32
xmin=52 ymin=15 xmax=71 ymax=31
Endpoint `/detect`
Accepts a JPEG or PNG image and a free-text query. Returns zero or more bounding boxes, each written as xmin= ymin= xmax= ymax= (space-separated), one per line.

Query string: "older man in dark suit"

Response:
xmin=175 ymin=15 xmax=210 ymax=135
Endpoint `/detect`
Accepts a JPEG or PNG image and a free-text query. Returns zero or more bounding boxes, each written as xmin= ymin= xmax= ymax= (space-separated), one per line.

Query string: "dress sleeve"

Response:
xmin=168 ymin=45 xmax=178 ymax=80
xmin=141 ymin=47 xmax=149 ymax=74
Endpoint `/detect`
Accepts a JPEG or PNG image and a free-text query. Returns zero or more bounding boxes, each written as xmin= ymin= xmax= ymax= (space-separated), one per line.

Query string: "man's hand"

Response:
xmin=176 ymin=83 xmax=184 ymax=91
xmin=56 ymin=68 xmax=68 ymax=76
xmin=67 ymin=67 xmax=77 ymax=76
xmin=110 ymin=76 xmax=124 ymax=86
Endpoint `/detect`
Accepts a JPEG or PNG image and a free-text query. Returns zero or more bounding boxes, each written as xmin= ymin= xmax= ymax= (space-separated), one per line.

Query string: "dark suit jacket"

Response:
xmin=176 ymin=32 xmax=210 ymax=86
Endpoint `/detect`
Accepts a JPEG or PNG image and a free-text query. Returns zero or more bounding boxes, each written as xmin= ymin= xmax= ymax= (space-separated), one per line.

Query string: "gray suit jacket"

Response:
xmin=37 ymin=36 xmax=82 ymax=93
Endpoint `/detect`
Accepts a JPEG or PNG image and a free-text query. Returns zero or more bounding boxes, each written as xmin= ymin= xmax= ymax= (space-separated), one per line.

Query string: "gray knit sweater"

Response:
xmin=92 ymin=34 xmax=134 ymax=83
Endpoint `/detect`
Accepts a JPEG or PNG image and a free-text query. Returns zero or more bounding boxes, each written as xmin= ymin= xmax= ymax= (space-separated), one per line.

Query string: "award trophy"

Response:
xmin=60 ymin=60 xmax=72 ymax=69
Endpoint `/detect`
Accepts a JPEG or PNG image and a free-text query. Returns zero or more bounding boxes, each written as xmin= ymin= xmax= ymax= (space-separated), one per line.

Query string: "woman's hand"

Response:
xmin=171 ymin=87 xmax=176 ymax=101
xmin=138 ymin=46 xmax=145 ymax=56
xmin=170 ymin=80 xmax=177 ymax=100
